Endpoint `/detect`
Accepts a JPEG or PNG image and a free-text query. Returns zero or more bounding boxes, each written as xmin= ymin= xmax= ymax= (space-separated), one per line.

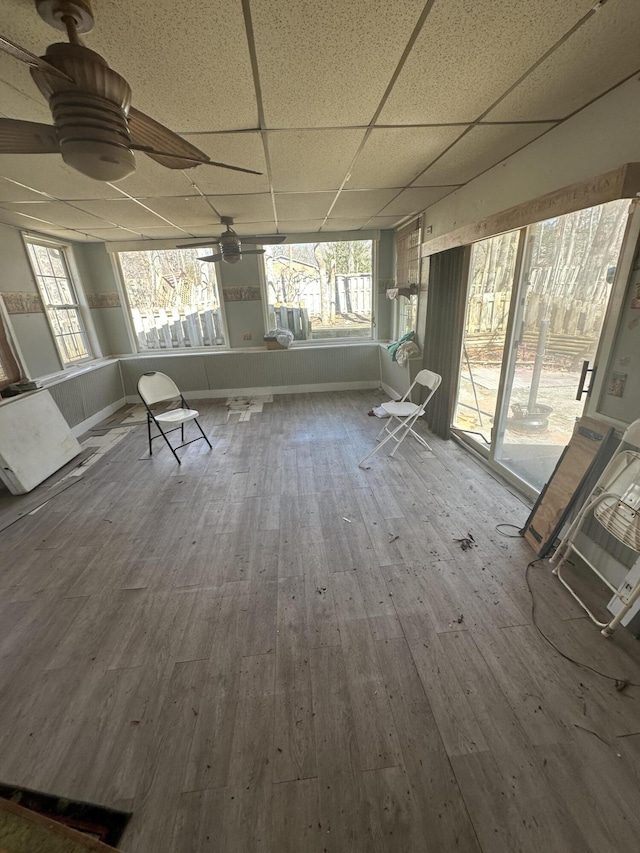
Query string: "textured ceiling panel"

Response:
xmin=0 ymin=178 xmax=52 ymax=203
xmin=203 ymin=194 xmax=275 ymax=222
xmin=0 ymin=1 xmax=258 ymax=133
xmin=185 ymin=221 xmax=278 ymax=238
xmin=413 ymin=123 xmax=554 ymax=186
xmin=368 ymin=216 xmax=408 ymax=229
xmin=183 ymin=133 xmax=269 ymax=195
xmin=322 ymin=219 xmax=373 ymax=231
xmin=143 ymin=196 xmax=220 ymax=227
xmin=0 ymin=77 xmax=52 ymax=123
xmin=274 ymin=193 xmax=334 ymax=220
xmin=81 ymin=228 xmax=146 ymax=241
xmin=346 ymin=126 xmax=466 ymax=190
xmin=109 ymin=158 xmax=197 ymax=200
xmin=71 ymin=199 xmax=172 ymax=229
xmin=487 ymin=0 xmax=640 ymax=121
xmin=330 ymin=190 xmax=399 ymax=219
xmin=0 ymin=156 xmax=124 ymax=201
xmin=0 ymin=201 xmax=109 ymax=230
xmin=277 ymin=220 xmax=327 ymax=233
xmin=378 ymin=186 xmax=459 ymax=216
xmin=268 ymin=130 xmax=366 ymax=192
xmin=134 ymin=226 xmax=192 ymax=239
xmin=251 ymin=0 xmax=426 ymax=128
xmin=379 ymin=0 xmax=595 ymax=124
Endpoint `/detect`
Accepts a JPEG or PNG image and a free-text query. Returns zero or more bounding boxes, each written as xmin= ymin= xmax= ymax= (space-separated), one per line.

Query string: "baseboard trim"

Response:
xmin=380 ymin=382 xmax=402 ymax=401
xmin=72 ymin=397 xmax=127 ymax=438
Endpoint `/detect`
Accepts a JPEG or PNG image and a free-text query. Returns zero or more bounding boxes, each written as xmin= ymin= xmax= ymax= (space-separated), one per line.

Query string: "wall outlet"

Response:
xmin=424 ymin=224 xmax=433 ymax=234
xmin=243 ymin=332 xmax=252 ymax=341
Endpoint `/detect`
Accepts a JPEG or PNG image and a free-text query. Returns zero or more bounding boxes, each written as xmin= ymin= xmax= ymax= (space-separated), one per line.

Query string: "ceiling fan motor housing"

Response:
xmin=31 ymin=43 xmax=136 ymax=181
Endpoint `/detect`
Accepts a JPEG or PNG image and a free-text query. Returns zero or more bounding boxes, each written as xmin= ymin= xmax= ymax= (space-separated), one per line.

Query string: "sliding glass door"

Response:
xmin=453 ymin=199 xmax=630 ymax=494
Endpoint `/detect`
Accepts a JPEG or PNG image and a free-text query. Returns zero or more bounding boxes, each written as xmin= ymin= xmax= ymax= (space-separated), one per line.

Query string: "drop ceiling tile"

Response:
xmin=183 ymin=133 xmax=269 ymax=195
xmin=368 ymin=216 xmax=408 ymax=229
xmin=0 ymin=78 xmax=52 ymax=123
xmin=330 ymin=190 xmax=399 ymax=219
xmin=111 ymin=157 xmax=196 ymax=199
xmin=71 ymin=199 xmax=172 ymax=229
xmin=0 ymin=201 xmax=110 ymax=230
xmin=268 ymin=130 xmax=366 ymax=192
xmin=144 ymin=196 xmax=220 ymax=227
xmin=322 ymin=219 xmax=373 ymax=231
xmin=0 ymin=156 xmax=125 ymax=200
xmin=251 ymin=0 xmax=426 ymax=128
xmin=185 ymin=221 xmax=278 ymax=238
xmin=135 ymin=226 xmax=193 ymax=239
xmin=275 ymin=193 xmax=335 ymax=220
xmin=277 ymin=220 xmax=326 ymax=234
xmin=204 ymin=194 xmax=275 ymax=222
xmin=378 ymin=186 xmax=460 ymax=216
xmin=413 ymin=124 xmax=554 ymax=186
xmin=75 ymin=4 xmax=256 ymax=131
xmin=0 ymin=178 xmax=53 ymax=203
xmin=379 ymin=0 xmax=595 ymax=124
xmin=487 ymin=0 xmax=640 ymax=121
xmin=347 ymin=126 xmax=467 ymax=189
xmin=81 ymin=228 xmax=146 ymax=241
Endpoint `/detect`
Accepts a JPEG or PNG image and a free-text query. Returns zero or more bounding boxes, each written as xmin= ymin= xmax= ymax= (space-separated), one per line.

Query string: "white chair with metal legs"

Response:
xmin=550 ymin=417 xmax=640 ymax=636
xmin=137 ymin=371 xmax=212 ymax=464
xmin=359 ymin=369 xmax=442 ymax=469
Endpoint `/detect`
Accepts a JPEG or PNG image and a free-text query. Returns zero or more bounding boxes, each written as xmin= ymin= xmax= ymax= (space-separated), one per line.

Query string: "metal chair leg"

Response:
xmin=193 ymin=418 xmax=213 ymax=448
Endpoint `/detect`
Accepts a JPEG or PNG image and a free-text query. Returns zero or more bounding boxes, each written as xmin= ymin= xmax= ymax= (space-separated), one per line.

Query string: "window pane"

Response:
xmin=264 ymin=241 xmax=373 ymax=340
xmin=118 ymin=248 xmax=226 ymax=350
xmin=453 ymin=230 xmax=520 ymax=439
xmin=25 ymin=241 xmax=91 ymax=364
xmin=495 ymin=199 xmax=629 ymax=491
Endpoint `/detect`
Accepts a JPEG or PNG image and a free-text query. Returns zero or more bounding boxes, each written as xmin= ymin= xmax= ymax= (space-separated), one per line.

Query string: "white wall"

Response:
xmin=422 ymin=76 xmax=640 ymax=240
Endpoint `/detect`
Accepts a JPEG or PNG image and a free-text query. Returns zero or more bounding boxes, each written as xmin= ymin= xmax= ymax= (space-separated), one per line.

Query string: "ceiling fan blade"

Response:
xmin=0 ymin=118 xmax=60 ymax=153
xmin=128 ymin=107 xmax=262 ymax=174
xmin=197 ymin=252 xmax=224 ymax=263
xmin=241 ymin=235 xmax=287 ymax=244
xmin=177 ymin=238 xmax=223 ymax=249
xmin=0 ymin=35 xmax=75 ymax=81
xmin=239 ymin=249 xmax=266 ymax=255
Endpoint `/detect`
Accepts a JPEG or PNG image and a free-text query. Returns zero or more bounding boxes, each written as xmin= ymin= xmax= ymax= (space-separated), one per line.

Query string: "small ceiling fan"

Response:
xmin=180 ymin=217 xmax=286 ymax=264
xmin=0 ymin=0 xmax=262 ymax=183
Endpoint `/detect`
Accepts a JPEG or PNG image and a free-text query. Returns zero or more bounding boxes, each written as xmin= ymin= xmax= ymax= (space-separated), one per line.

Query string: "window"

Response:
xmin=25 ymin=240 xmax=91 ymax=365
xmin=263 ymin=240 xmax=374 ymax=341
xmin=117 ymin=248 xmax=226 ymax=350
xmin=394 ymin=219 xmax=421 ymax=338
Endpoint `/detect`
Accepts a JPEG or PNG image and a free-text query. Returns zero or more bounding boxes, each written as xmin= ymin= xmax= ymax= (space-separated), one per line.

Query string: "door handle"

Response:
xmin=576 ymin=360 xmax=596 ymax=400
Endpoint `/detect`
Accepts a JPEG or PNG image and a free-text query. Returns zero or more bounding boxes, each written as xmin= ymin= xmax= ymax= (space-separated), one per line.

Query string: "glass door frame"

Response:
xmin=451 ymin=226 xmax=542 ymax=500
xmin=451 ymin=200 xmax=638 ymax=501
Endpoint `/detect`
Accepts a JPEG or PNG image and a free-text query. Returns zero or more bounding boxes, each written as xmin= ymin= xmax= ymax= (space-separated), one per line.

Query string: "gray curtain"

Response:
xmin=423 ymin=246 xmax=470 ymax=439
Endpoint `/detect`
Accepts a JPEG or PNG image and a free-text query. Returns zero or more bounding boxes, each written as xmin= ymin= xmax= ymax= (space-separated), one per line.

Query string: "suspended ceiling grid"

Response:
xmin=0 ymin=0 xmax=638 ymax=243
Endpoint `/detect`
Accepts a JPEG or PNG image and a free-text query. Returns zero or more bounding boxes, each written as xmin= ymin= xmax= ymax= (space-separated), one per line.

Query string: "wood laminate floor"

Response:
xmin=1 ymin=390 xmax=640 ymax=852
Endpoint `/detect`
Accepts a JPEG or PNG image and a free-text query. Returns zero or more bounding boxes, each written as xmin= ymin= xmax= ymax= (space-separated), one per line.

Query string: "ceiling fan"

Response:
xmin=0 ymin=0 xmax=262 ymax=183
xmin=180 ymin=217 xmax=286 ymax=264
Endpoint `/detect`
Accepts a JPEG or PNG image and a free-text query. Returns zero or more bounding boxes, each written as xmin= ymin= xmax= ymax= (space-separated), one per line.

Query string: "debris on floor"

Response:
xmin=388 ymin=533 xmax=399 ymax=543
xmin=454 ymin=532 xmax=476 ymax=551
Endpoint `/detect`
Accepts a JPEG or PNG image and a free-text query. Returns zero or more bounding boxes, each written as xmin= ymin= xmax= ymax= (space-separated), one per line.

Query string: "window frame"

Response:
xmin=393 ymin=218 xmax=421 ymax=340
xmin=23 ymin=236 xmax=94 ymax=368
xmin=0 ymin=297 xmax=23 ymax=390
xmin=114 ymin=247 xmax=230 ymax=354
xmin=260 ymin=237 xmax=378 ymax=345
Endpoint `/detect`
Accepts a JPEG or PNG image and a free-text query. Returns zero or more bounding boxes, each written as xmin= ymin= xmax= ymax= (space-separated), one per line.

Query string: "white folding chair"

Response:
xmin=550 ymin=417 xmax=640 ymax=636
xmin=137 ymin=371 xmax=212 ymax=464
xmin=359 ymin=369 xmax=442 ymax=468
